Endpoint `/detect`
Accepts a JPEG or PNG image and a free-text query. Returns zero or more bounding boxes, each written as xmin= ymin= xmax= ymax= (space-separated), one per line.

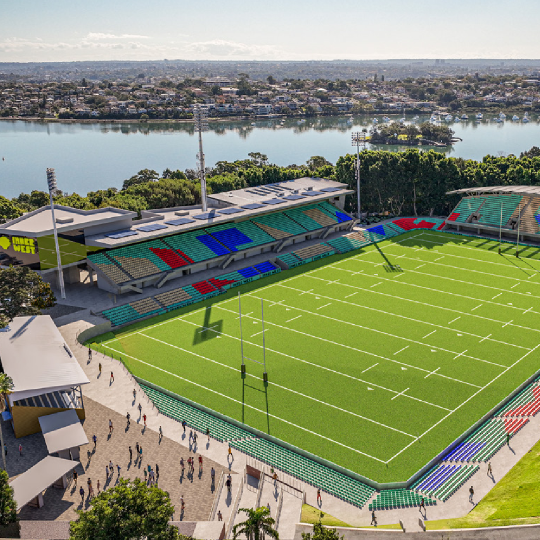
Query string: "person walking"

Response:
xmin=117 ymin=464 xmax=121 ymax=476
xmin=155 ymin=463 xmax=160 ymax=481
xmin=98 ymin=363 xmax=102 ymax=376
xmin=143 ymin=414 xmax=147 ymax=427
xmin=371 ymin=510 xmax=377 ymax=526
xmin=182 ymin=420 xmax=187 ymax=434
xmin=126 ymin=412 xmax=130 ymax=428
xmin=228 ymin=444 xmax=232 ymax=460
xmin=135 ymin=442 xmax=140 ymax=457
xmin=109 ymin=460 xmax=114 ymax=476
xmin=199 ymin=455 xmax=203 ymax=473
xmin=217 ymin=510 xmax=222 ymax=521
xmin=420 ymin=497 xmax=425 ymax=511
xmin=88 ymin=348 xmax=92 ymax=362
xmin=469 ymin=486 xmax=474 ymax=503
xmin=18 ymin=444 xmax=22 ymax=456
xmin=92 ymin=434 xmax=97 ymax=448
xmin=206 ymin=427 xmax=210 ymax=443
xmin=148 ymin=469 xmax=154 ymax=485
xmin=97 ymin=479 xmax=101 ymax=494
xmin=133 ymin=388 xmax=136 ymax=401
xmin=109 ymin=419 xmax=113 ymax=434
xmin=73 ymin=470 xmax=78 ymax=486
xmin=317 ymin=488 xmax=321 ymax=504
xmin=181 ymin=496 xmax=185 ymax=513
xmin=105 ymin=464 xmax=109 ymax=479
xmin=487 ymin=462 xmax=493 ymax=476
xmin=79 ymin=486 xmax=85 ymax=504
xmin=138 ymin=403 xmax=142 ymax=415
xmin=507 ymin=432 xmax=511 ymax=446
xmin=211 ymin=467 xmax=215 ymax=484
xmin=139 ymin=445 xmax=143 ymax=460
xmin=144 ymin=468 xmax=148 ymax=483
xmin=180 ymin=457 xmax=185 ymax=475
xmin=110 ymin=371 xmax=114 ymax=383
xmin=147 ymin=464 xmax=152 ymax=478
xmin=193 ymin=432 xmax=197 ymax=445
xmin=159 ymin=426 xmax=163 ymax=440
xmin=3 ymin=443 xmax=6 ymax=458
xmin=226 ymin=476 xmax=231 ymax=494
xmin=87 ymin=478 xmax=93 ymax=498
xmin=189 ymin=430 xmax=193 ymax=443
xmin=129 ymin=446 xmax=133 ymax=462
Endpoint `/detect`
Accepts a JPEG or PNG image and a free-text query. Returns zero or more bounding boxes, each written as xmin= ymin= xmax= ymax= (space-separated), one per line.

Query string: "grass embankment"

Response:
xmin=427 ymin=438 xmax=540 ymax=529
xmin=300 ymin=505 xmax=352 ymax=527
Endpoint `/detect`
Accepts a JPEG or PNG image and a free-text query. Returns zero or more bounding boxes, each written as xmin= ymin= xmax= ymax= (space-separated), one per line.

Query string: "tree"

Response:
xmin=122 ymin=169 xmax=159 ymax=190
xmin=0 ymin=375 xmax=14 ymax=471
xmin=267 ymin=75 xmax=276 ymax=85
xmin=0 ymin=469 xmax=16 ymax=528
xmin=232 ymin=507 xmax=279 ymax=540
xmin=248 ymin=152 xmax=269 ymax=167
xmin=69 ymin=478 xmax=180 ymax=540
xmin=307 ymin=156 xmax=333 ymax=171
xmin=520 ymin=146 xmax=540 ymax=159
xmin=0 ymin=196 xmax=23 ymax=223
xmin=0 ymin=266 xmax=56 ymax=329
xmin=301 ymin=513 xmax=343 ymax=540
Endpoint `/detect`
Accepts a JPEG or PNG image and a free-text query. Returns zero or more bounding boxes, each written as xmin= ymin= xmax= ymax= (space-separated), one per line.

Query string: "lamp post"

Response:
xmin=46 ymin=168 xmax=66 ymax=300
xmin=351 ymin=130 xmax=367 ymax=222
xmin=193 ymin=105 xmax=209 ymax=212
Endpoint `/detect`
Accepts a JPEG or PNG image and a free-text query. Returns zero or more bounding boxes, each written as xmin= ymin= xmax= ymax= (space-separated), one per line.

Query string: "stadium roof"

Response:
xmin=447 ymin=185 xmax=540 ymax=197
xmin=0 ymin=205 xmax=135 ymax=237
xmin=0 ymin=316 xmax=89 ymax=402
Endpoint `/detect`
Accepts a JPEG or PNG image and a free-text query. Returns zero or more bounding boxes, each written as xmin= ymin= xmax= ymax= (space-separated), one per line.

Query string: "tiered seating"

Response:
xmin=477 ymin=195 xmax=522 ymax=227
xmin=102 ymin=304 xmax=145 ymax=326
xmin=191 ymin=280 xmax=217 ymax=295
xmin=87 ymin=252 xmax=131 ymax=284
xmin=368 ymin=490 xmax=435 ymax=511
xmin=317 ymin=201 xmax=353 ymax=223
xmin=448 ymin=197 xmax=486 ymax=223
xmin=276 ymin=252 xmax=302 ymax=269
xmin=412 ymin=464 xmax=479 ymax=501
xmin=391 ymin=217 xmax=446 ymax=232
xmin=253 ymin=261 xmax=279 ymax=275
xmin=516 ymin=196 xmax=540 ymax=234
xmin=252 ymin=212 xmax=307 ymax=239
xmin=107 ymin=240 xmax=174 ymax=280
xmin=285 ymin=204 xmax=332 ymax=231
xmin=293 ymin=242 xmax=335 ymax=261
xmin=444 ymin=418 xmax=529 ymax=462
xmin=162 ymin=230 xmax=230 ymax=263
xmin=129 ymin=297 xmax=165 ymax=317
xmin=154 ymin=288 xmax=193 ymax=310
xmin=230 ymin=437 xmax=375 ymax=508
xmin=496 ymin=380 xmax=540 ymax=417
xmin=140 ymin=384 xmax=251 ymax=442
xmin=207 ymin=221 xmax=275 ymax=252
xmin=327 ymin=231 xmax=371 ymax=253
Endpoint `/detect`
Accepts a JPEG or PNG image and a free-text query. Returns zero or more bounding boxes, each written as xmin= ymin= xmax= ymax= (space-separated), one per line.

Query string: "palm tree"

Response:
xmin=0 ymin=374 xmax=14 ymax=471
xmin=232 ymin=506 xmax=279 ymax=540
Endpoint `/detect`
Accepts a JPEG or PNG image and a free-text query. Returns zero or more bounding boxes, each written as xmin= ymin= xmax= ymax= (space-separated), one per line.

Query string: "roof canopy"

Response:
xmin=10 ymin=456 xmax=78 ymax=508
xmin=447 ymin=185 xmax=540 ymax=197
xmin=39 ymin=410 xmax=89 ymax=454
xmin=0 ymin=316 xmax=89 ymax=402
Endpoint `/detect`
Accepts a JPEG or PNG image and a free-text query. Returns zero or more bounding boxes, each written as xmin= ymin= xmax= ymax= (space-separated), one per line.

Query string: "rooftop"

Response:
xmin=447 ymin=185 xmax=540 ymax=197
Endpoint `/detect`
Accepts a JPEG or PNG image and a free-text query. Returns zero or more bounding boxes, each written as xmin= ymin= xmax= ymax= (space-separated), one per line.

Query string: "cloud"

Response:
xmin=85 ymin=32 xmax=149 ymax=40
xmin=183 ymin=39 xmax=288 ymax=59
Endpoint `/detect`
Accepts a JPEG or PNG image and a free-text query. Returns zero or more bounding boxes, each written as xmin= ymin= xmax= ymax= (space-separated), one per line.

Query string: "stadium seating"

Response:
xmin=477 ymin=195 xmax=522 ymax=227
xmin=515 ymin=196 xmax=540 ymax=234
xmin=412 ymin=464 xmax=479 ymax=502
xmin=87 ymin=252 xmax=132 ymax=284
xmin=368 ymin=489 xmax=435 ymax=511
xmin=206 ymin=221 xmax=275 ymax=252
xmin=284 ymin=204 xmax=334 ymax=231
xmin=448 ymin=197 xmax=486 ymax=223
xmin=317 ymin=201 xmax=353 ymax=223
xmin=252 ymin=212 xmax=307 ymax=239
xmin=496 ymin=379 xmax=540 ymax=417
xmin=155 ymin=288 xmax=193 ymax=309
xmin=293 ymin=242 xmax=335 ymax=261
xmin=276 ymin=252 xmax=302 ymax=269
xmin=230 ymin=437 xmax=375 ymax=508
xmin=102 ymin=297 xmax=166 ymax=326
xmin=162 ymin=230 xmax=230 ymax=263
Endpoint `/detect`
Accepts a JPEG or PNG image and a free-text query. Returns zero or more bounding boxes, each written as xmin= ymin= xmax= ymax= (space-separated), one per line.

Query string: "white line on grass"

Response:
xmin=394 ymin=346 xmax=409 ymax=356
xmin=345 ymin=292 xmax=358 ymax=298
xmin=453 ymin=350 xmax=467 ymax=360
xmin=480 ymin=333 xmax=492 ymax=343
xmin=423 ymin=330 xmax=436 ymax=339
xmin=102 ymin=341 xmax=389 ymax=463
xmin=511 ymin=283 xmax=520 ymax=289
xmin=492 ymin=293 xmax=502 ymax=300
xmin=391 ymin=388 xmax=410 ymax=401
xmin=424 ymin=367 xmax=440 ymax=379
xmin=316 ymin=303 xmax=332 ymax=310
xmin=523 ymin=307 xmax=533 ymax=315
xmin=471 ymin=304 xmax=483 ymax=311
xmin=134 ymin=332 xmax=417 ymax=440
xmin=503 ymin=320 xmax=513 ymax=328
xmin=448 ymin=317 xmax=460 ymax=324
xmin=361 ymin=363 xmax=378 ymax=373
xmin=286 ymin=315 xmax=302 ymax=323
xmin=386 ymin=342 xmax=540 ymax=464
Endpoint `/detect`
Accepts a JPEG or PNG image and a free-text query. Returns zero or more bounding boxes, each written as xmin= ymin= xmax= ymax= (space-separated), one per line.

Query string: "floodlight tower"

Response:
xmin=46 ymin=168 xmax=66 ymax=300
xmin=194 ymin=105 xmax=209 ymax=212
xmin=351 ymin=130 xmax=367 ymax=222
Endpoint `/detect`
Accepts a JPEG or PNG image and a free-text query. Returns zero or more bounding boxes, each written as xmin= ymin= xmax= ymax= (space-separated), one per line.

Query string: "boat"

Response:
xmin=496 ymin=117 xmax=503 ymax=123
xmin=523 ymin=113 xmax=530 ymax=123
xmin=399 ymin=118 xmax=406 ymax=124
xmin=476 ymin=113 xmax=483 ymax=120
xmin=499 ymin=112 xmax=506 ymax=120
xmin=382 ymin=116 xmax=391 ymax=122
xmin=412 ymin=115 xmax=420 ymax=121
xmin=372 ymin=118 xmax=379 ymax=124
xmin=454 ymin=117 xmax=461 ymax=122
xmin=430 ymin=115 xmax=438 ymax=122
xmin=512 ymin=115 xmax=520 ymax=121
xmin=445 ymin=114 xmax=453 ymax=122
xmin=461 ymin=114 xmax=469 ymax=120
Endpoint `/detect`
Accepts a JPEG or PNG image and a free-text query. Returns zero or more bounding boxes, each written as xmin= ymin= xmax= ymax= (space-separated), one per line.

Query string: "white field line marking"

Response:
xmin=523 ymin=307 xmax=533 ymax=315
xmin=345 ymin=292 xmax=358 ymax=298
xmin=492 ymin=293 xmax=502 ymax=300
xmin=511 ymin=283 xmax=520 ymax=289
xmin=316 ymin=303 xmax=332 ymax=310
xmin=423 ymin=330 xmax=436 ymax=339
xmin=175 ymin=309 xmax=453 ymax=412
xmin=394 ymin=346 xmax=409 ymax=356
xmin=448 ymin=317 xmax=460 ymax=324
xmin=471 ymin=304 xmax=483 ymax=311
xmin=416 ymin=264 xmax=425 ymax=270
xmin=136 ymin=332 xmax=417 ymax=440
xmin=453 ymin=350 xmax=467 ymax=360
xmin=103 ymin=341 xmax=389 ymax=463
xmin=104 ymin=232 xmax=427 ymax=344
xmin=326 ymin=280 xmax=340 ymax=286
xmin=299 ymin=289 xmax=314 ymax=296
xmin=391 ymin=387 xmax=410 ymax=401
xmin=234 ymin=298 xmax=482 ymax=390
xmin=370 ymin=282 xmax=381 ymax=288
xmin=424 ymin=367 xmax=440 ymax=379
xmin=503 ymin=320 xmax=513 ymax=328
xmin=434 ymin=256 xmax=444 ymax=262
xmin=480 ymin=333 xmax=492 ymax=343
xmin=329 ymin=266 xmax=540 ymax=336
xmin=386 ymin=342 xmax=540 ymax=464
xmin=361 ymin=363 xmax=378 ymax=373
xmin=251 ymin=329 xmax=267 ymax=337
xmin=286 ymin=315 xmax=302 ymax=323
xmin=277 ymin=282 xmax=517 ymax=363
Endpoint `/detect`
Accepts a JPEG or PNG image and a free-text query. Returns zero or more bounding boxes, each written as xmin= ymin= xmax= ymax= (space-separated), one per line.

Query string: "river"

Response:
xmin=0 ymin=114 xmax=539 ymax=199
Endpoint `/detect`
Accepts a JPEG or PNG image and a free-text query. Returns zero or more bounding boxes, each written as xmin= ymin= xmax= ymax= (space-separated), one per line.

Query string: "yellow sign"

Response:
xmin=0 ymin=237 xmax=9 ymax=250
xmin=10 ymin=236 xmax=36 ymax=255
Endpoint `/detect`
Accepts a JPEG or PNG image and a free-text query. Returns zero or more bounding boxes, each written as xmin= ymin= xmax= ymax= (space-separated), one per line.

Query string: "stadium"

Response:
xmin=2 ymin=180 xmax=540 ymax=534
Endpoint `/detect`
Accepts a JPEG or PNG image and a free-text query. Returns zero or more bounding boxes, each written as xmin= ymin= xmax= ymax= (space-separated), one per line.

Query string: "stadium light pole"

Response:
xmin=46 ymin=168 xmax=66 ymax=300
xmin=498 ymin=198 xmax=503 ymax=255
xmin=351 ymin=130 xmax=367 ymax=222
xmin=194 ymin=105 xmax=209 ymax=212
xmin=516 ymin=199 xmax=521 ymax=258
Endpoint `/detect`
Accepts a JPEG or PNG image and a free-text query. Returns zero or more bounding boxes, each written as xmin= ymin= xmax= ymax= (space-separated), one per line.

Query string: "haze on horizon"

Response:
xmin=1 ymin=0 xmax=539 ymax=63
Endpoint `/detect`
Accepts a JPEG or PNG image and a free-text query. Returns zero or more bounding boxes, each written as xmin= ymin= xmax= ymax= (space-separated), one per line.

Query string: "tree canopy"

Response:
xmin=0 ymin=266 xmax=56 ymax=328
xmin=232 ymin=506 xmax=279 ymax=540
xmin=301 ymin=516 xmax=343 ymax=540
xmin=69 ymin=478 xmax=180 ymax=540
xmin=0 ymin=469 xmax=17 ymax=528
xmin=0 ymin=196 xmax=23 ymax=224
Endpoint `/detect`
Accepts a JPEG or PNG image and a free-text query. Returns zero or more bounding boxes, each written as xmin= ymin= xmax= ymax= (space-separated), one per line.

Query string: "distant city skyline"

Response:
xmin=1 ymin=0 xmax=539 ymax=63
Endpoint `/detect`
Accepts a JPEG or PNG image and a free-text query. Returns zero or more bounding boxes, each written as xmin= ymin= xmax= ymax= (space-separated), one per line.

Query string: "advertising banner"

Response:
xmin=0 ymin=235 xmax=40 ymax=270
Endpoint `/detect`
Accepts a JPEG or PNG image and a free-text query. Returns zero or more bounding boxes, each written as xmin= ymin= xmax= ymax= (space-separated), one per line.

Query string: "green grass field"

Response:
xmin=89 ymin=230 xmax=540 ymax=483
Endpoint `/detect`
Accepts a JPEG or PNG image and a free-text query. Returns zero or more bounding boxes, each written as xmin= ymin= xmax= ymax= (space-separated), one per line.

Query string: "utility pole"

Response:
xmin=46 ymin=168 xmax=66 ymax=299
xmin=193 ymin=105 xmax=209 ymax=212
xmin=351 ymin=130 xmax=367 ymax=222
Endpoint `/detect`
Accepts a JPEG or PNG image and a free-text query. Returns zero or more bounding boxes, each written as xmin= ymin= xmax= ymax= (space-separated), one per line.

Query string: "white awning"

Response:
xmin=39 ymin=410 xmax=88 ymax=455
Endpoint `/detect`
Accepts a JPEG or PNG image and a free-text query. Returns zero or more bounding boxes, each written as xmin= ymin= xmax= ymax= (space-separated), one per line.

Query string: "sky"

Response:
xmin=1 ymin=0 xmax=539 ymax=63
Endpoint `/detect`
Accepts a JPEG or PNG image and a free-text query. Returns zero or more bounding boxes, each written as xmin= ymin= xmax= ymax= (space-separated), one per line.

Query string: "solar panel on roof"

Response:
xmin=262 ymin=198 xmax=285 ymax=205
xmin=164 ymin=217 xmax=196 ymax=226
xmin=136 ymin=223 xmax=168 ymax=233
xmin=320 ymin=187 xmax=341 ymax=193
xmin=302 ymin=191 xmax=324 ymax=196
xmin=193 ymin=213 xmax=217 ymax=220
xmin=105 ymin=230 xmax=138 ymax=239
xmin=283 ymin=194 xmax=306 ymax=200
xmin=241 ymin=203 xmax=265 ymax=209
xmin=218 ymin=207 xmax=244 ymax=215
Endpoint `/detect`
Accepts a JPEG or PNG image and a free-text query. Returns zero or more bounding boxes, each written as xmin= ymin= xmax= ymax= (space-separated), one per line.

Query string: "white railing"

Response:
xmin=209 ymin=471 xmax=225 ymax=521
xmin=226 ymin=473 xmax=244 ymax=540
